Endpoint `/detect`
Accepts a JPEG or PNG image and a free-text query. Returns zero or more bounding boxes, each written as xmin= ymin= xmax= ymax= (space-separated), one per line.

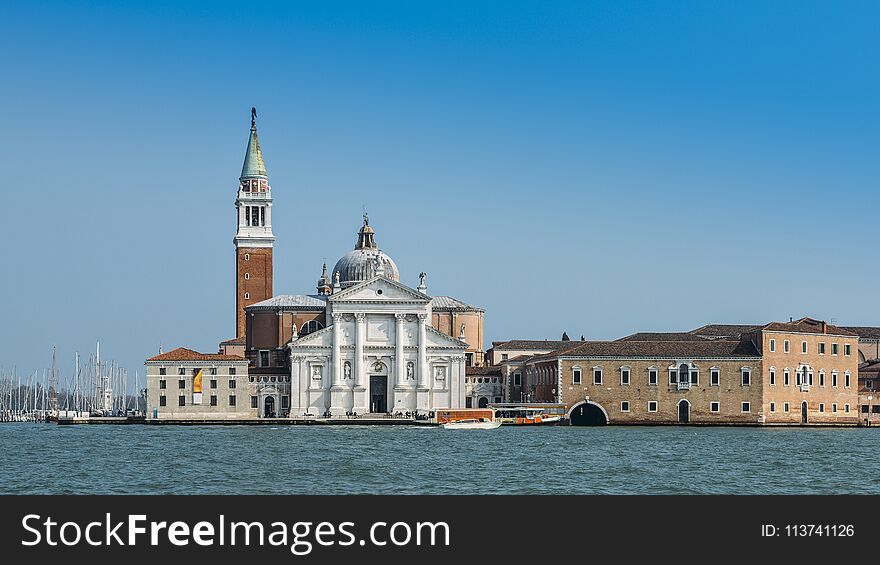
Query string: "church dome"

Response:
xmin=332 ymin=214 xmax=400 ymax=289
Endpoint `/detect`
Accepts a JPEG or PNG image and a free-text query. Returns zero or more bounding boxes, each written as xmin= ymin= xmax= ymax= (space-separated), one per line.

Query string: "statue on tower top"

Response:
xmin=251 ymin=107 xmax=257 ymax=128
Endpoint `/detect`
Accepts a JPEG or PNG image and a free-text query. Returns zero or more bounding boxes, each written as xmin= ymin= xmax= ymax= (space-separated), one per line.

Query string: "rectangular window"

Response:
xmin=501 ymin=354 xmax=509 ymax=361
xmin=229 ymin=379 xmax=237 ymax=389
xmin=741 ymin=369 xmax=751 ymax=386
xmin=845 ymin=404 xmax=850 ymax=413
xmin=159 ymin=367 xmax=166 ymax=376
xmin=802 ymin=341 xmax=808 ymax=354
xmin=251 ymin=396 xmax=258 ymax=408
xmin=593 ymin=368 xmax=602 ymax=385
xmin=690 ymin=370 xmax=698 ymax=385
xmin=465 ymin=397 xmax=472 ymax=408
xmin=832 ymin=372 xmax=838 ymax=387
xmin=178 ymin=379 xmax=185 ymax=389
xmin=832 ymin=343 xmax=839 ymax=355
xmin=210 ymin=395 xmax=217 ymax=407
xmin=784 ymin=340 xmax=790 ymax=353
xmin=845 ymin=344 xmax=851 ymax=356
xmin=178 ymin=367 xmax=186 ymax=375
xmin=784 ymin=402 xmax=790 ymax=413
xmin=710 ymin=369 xmax=720 ymax=386
xmin=819 ymin=403 xmax=825 ymax=413
xmin=159 ymin=379 xmax=166 ymax=390
xmin=710 ymin=401 xmax=720 ymax=413
xmin=845 ymin=373 xmax=851 ymax=388
xmin=210 ymin=367 xmax=217 ymax=375
xmin=572 ymin=368 xmax=582 ymax=385
xmin=159 ymin=395 xmax=166 ymax=407
xmin=210 ymin=379 xmax=217 ymax=389
xmin=514 ymin=372 xmax=521 ymax=386
xmin=832 ymin=403 xmax=837 ymax=413
xmin=260 ymin=206 xmax=266 ymax=226
xmin=769 ymin=402 xmax=776 ymax=413
xmin=648 ymin=401 xmax=658 ymax=412
xmin=178 ymin=396 xmax=185 ymax=407
xmin=819 ymin=343 xmax=826 ymax=355
xmin=819 ymin=372 xmax=825 ymax=387
xmin=260 ymin=351 xmax=270 ymax=367
xmin=620 ymin=401 xmax=630 ymax=412
xmin=784 ymin=370 xmax=790 ymax=386
xmin=621 ymin=368 xmax=630 ymax=385
xmin=229 ymin=395 xmax=236 ymax=407
xmin=668 ymin=370 xmax=677 ymax=385
xmin=229 ymin=367 xmax=236 ymax=375
xmin=282 ymin=396 xmax=290 ymax=409
xmin=741 ymin=402 xmax=751 ymax=413
xmin=245 ymin=206 xmax=251 ymax=226
xmin=648 ymin=368 xmax=658 ymax=386
xmin=769 ymin=369 xmax=775 ymax=386
xmin=769 ymin=339 xmax=776 ymax=352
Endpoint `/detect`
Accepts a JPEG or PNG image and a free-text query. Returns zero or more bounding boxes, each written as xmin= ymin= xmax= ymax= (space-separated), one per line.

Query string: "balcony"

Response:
xmin=677 ymin=381 xmax=691 ymax=391
xmin=800 ymin=383 xmax=810 ymax=392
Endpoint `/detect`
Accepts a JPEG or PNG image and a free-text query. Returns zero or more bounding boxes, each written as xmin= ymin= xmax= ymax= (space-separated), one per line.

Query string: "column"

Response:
xmin=354 ymin=313 xmax=366 ymax=388
xmin=289 ymin=353 xmax=301 ymax=417
xmin=395 ymin=314 xmax=407 ymax=389
xmin=418 ymin=314 xmax=428 ymax=389
xmin=331 ymin=313 xmax=343 ymax=388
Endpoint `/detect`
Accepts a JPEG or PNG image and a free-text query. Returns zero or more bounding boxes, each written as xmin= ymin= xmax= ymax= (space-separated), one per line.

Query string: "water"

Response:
xmin=2 ymin=423 xmax=879 ymax=495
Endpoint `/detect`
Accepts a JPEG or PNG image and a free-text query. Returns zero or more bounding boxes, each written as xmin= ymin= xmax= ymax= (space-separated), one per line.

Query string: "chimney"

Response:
xmin=822 ymin=321 xmax=827 ymax=334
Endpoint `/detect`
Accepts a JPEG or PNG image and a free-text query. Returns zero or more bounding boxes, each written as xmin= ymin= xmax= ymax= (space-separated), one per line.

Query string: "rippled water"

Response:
xmin=2 ymin=423 xmax=879 ymax=494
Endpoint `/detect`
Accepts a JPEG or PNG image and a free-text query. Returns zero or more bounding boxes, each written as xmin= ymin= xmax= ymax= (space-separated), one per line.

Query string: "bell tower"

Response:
xmin=234 ymin=108 xmax=275 ymax=337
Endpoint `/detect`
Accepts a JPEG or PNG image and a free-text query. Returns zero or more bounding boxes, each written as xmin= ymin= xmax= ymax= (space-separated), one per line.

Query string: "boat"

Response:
xmin=491 ymin=405 xmax=563 ymax=426
xmin=441 ymin=418 xmax=501 ymax=429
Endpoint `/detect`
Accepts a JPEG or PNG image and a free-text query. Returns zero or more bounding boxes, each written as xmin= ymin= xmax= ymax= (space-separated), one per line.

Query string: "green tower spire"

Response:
xmin=240 ymin=107 xmax=267 ymax=180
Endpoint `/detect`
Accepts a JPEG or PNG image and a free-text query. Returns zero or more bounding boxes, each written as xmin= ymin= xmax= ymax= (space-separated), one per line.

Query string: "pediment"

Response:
xmin=328 ymin=276 xmax=430 ymax=304
xmin=425 ymin=325 xmax=468 ymax=349
xmin=288 ymin=326 xmax=332 ymax=348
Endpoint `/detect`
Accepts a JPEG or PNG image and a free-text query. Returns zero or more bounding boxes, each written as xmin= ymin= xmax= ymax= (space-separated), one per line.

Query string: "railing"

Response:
xmin=800 ymin=383 xmax=810 ymax=392
xmin=677 ymin=381 xmax=691 ymax=391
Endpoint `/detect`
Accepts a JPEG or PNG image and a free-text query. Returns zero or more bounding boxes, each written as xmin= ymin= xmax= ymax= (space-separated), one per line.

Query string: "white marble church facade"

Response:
xmin=288 ymin=276 xmax=468 ymax=416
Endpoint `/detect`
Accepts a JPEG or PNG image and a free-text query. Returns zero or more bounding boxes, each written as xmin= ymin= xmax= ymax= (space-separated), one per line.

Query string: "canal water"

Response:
xmin=1 ymin=423 xmax=877 ymax=494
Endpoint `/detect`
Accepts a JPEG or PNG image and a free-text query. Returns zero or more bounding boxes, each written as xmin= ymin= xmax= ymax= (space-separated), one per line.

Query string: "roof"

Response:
xmin=219 ymin=336 xmax=246 ymax=346
xmin=247 ymin=295 xmax=327 ymax=310
xmin=689 ymin=324 xmax=762 ymax=339
xmin=466 ymin=366 xmax=503 ymax=376
xmin=146 ymin=347 xmax=246 ymax=362
xmin=492 ymin=340 xmax=581 ymax=352
xmin=761 ymin=317 xmax=857 ymax=337
xmin=431 ymin=296 xmax=484 ymax=312
xmin=859 ymin=360 xmax=880 ymax=377
xmin=618 ymin=332 xmax=708 ymax=342
xmin=529 ymin=339 xmax=760 ymax=362
xmin=842 ymin=327 xmax=880 ymax=340
xmin=240 ymin=120 xmax=267 ymax=179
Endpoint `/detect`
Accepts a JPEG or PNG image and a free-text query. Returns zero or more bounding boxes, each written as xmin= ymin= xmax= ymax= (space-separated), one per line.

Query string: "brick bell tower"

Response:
xmin=234 ymin=108 xmax=275 ymax=337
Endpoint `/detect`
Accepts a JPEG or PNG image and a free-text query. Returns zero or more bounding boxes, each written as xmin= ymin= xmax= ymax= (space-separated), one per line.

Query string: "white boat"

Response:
xmin=441 ymin=418 xmax=501 ymax=429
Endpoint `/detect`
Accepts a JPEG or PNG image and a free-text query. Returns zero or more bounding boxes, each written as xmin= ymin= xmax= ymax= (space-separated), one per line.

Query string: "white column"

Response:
xmin=290 ymin=353 xmax=301 ymax=416
xmin=354 ymin=313 xmax=366 ymax=388
xmin=331 ymin=313 xmax=343 ymax=388
xmin=395 ymin=314 xmax=407 ymax=389
xmin=418 ymin=314 xmax=428 ymax=389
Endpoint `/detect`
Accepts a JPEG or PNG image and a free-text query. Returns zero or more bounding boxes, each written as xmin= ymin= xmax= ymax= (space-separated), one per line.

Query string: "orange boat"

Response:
xmin=492 ymin=405 xmax=561 ymax=426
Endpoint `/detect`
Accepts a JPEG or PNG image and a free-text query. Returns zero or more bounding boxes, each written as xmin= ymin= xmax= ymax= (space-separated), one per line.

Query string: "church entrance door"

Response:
xmin=370 ymin=375 xmax=388 ymax=414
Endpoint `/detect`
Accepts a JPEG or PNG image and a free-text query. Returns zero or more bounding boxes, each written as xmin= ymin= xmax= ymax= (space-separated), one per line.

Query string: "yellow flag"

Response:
xmin=193 ymin=369 xmax=203 ymax=393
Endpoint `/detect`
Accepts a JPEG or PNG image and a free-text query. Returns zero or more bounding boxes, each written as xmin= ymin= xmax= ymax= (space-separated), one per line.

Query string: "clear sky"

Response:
xmin=1 ymin=1 xmax=878 ymax=387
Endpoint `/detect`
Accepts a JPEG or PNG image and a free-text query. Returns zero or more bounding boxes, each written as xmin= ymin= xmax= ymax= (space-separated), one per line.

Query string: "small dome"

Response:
xmin=331 ymin=213 xmax=400 ymax=288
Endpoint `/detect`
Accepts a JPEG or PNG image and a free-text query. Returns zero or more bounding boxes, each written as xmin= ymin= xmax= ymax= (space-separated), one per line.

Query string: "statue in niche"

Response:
xmin=435 ymin=367 xmax=446 ymax=381
xmin=344 ymin=362 xmax=352 ymax=379
xmin=459 ymin=323 xmax=466 ymax=339
xmin=406 ymin=362 xmax=414 ymax=380
xmin=312 ymin=366 xmax=322 ymax=380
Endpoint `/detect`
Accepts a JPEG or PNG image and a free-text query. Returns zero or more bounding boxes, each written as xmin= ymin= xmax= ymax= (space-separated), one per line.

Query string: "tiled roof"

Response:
xmin=689 ymin=324 xmax=762 ymax=339
xmin=146 ymin=347 xmax=246 ymax=362
xmin=431 ymin=296 xmax=484 ymax=312
xmin=248 ymin=295 xmax=327 ymax=310
xmin=220 ymin=336 xmax=246 ymax=345
xmin=530 ymin=339 xmax=760 ymax=362
xmin=859 ymin=360 xmax=880 ymax=377
xmin=762 ymin=317 xmax=857 ymax=337
xmin=492 ymin=340 xmax=580 ymax=351
xmin=842 ymin=327 xmax=880 ymax=340
xmin=618 ymin=332 xmax=708 ymax=342
xmin=466 ymin=366 xmax=503 ymax=376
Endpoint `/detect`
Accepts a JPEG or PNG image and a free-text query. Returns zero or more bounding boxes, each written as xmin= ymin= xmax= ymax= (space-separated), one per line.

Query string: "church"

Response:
xmin=146 ymin=110 xmax=485 ymax=420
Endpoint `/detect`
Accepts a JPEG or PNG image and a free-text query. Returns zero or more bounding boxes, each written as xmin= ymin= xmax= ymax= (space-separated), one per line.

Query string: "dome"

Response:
xmin=332 ymin=213 xmax=400 ymax=289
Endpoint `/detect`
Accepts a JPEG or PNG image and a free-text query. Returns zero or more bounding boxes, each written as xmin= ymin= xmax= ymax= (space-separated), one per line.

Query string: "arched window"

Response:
xmin=300 ymin=320 xmax=325 ymax=336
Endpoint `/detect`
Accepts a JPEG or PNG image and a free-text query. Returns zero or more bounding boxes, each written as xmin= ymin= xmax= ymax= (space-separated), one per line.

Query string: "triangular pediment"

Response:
xmin=288 ymin=326 xmax=332 ymax=348
xmin=328 ymin=276 xmax=430 ymax=304
xmin=425 ymin=325 xmax=468 ymax=349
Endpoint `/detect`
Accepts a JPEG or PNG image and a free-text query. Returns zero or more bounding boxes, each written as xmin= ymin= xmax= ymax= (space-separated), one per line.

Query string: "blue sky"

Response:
xmin=1 ymin=1 xmax=878 ymax=386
